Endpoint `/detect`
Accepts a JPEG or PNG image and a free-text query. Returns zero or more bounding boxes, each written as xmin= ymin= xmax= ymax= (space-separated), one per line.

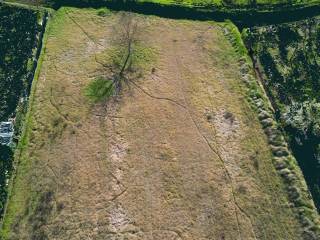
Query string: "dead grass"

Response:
xmin=1 ymin=7 xmax=307 ymax=240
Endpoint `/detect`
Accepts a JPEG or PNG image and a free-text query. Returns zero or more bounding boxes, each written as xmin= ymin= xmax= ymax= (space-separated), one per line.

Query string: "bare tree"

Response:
xmin=34 ymin=0 xmax=42 ymax=9
xmin=91 ymin=12 xmax=140 ymax=101
xmin=118 ymin=13 xmax=139 ymax=74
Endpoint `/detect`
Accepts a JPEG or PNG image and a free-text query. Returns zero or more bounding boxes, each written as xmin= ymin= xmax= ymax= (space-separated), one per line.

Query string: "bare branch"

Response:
xmin=87 ymin=12 xmax=141 ymax=103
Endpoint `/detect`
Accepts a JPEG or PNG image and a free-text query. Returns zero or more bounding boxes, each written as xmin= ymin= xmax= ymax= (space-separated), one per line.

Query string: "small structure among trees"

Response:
xmin=0 ymin=121 xmax=14 ymax=146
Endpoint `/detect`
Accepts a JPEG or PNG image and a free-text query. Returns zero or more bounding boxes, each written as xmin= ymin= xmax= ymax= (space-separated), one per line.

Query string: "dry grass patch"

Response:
xmin=1 ymin=7 xmax=308 ymax=240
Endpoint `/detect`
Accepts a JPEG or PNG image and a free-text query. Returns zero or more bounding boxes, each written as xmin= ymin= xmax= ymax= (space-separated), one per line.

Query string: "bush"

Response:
xmin=0 ymin=6 xmax=40 ymax=121
xmin=97 ymin=8 xmax=111 ymax=17
xmin=0 ymin=145 xmax=13 ymax=217
xmin=283 ymin=101 xmax=320 ymax=138
xmin=84 ymin=77 xmax=114 ymax=103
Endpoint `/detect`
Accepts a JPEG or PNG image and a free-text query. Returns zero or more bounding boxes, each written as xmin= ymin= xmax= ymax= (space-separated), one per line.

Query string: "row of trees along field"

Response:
xmin=0 ymin=5 xmax=41 ymax=216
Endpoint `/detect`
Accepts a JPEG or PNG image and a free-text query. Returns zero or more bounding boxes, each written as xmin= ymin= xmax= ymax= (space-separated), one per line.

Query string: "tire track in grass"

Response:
xmin=171 ymin=28 xmax=258 ymax=240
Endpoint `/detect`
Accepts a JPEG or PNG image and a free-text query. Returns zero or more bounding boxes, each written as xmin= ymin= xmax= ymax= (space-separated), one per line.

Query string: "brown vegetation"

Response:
xmin=2 ymin=7 xmax=310 ymax=240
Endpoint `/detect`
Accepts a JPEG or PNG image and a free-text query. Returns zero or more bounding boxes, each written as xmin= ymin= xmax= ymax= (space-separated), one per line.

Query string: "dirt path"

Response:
xmin=3 ymin=8 xmax=305 ymax=240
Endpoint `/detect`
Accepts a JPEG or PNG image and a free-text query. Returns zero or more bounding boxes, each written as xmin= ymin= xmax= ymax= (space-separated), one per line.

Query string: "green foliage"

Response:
xmin=85 ymin=77 xmax=114 ymax=102
xmin=0 ymin=146 xmax=13 ymax=218
xmin=13 ymin=101 xmax=28 ymax=137
xmin=245 ymin=18 xmax=320 ymax=104
xmin=223 ymin=20 xmax=250 ymax=60
xmin=96 ymin=8 xmax=111 ymax=17
xmin=52 ymin=0 xmax=320 ymax=8
xmin=0 ymin=4 xmax=41 ymax=227
xmin=139 ymin=0 xmax=222 ymax=7
xmin=244 ymin=16 xmax=320 ymax=211
xmin=0 ymin=5 xmax=41 ymax=121
xmin=283 ymin=101 xmax=320 ymax=138
xmin=0 ymin=8 xmax=50 ymax=239
xmin=130 ymin=44 xmax=156 ymax=70
xmin=101 ymin=44 xmax=156 ymax=73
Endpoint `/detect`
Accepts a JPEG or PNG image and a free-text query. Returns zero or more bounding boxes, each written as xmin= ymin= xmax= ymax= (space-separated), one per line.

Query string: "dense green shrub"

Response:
xmin=283 ymin=101 xmax=320 ymax=138
xmin=244 ymin=16 xmax=320 ymax=210
xmin=0 ymin=145 xmax=13 ymax=217
xmin=96 ymin=7 xmax=111 ymax=16
xmin=0 ymin=5 xmax=41 ymax=219
xmin=85 ymin=77 xmax=114 ymax=102
xmin=42 ymin=0 xmax=320 ymax=8
xmin=0 ymin=5 xmax=41 ymax=121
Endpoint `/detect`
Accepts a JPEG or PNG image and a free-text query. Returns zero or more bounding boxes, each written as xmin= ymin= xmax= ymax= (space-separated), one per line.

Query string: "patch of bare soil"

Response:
xmin=5 ymin=8 xmax=305 ymax=240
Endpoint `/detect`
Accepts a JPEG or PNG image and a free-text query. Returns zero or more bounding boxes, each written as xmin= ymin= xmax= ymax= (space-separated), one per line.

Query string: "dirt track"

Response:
xmin=4 ymin=8 xmax=305 ymax=240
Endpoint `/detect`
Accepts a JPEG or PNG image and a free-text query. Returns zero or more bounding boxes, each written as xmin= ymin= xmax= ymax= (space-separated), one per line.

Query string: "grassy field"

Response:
xmin=1 ymin=7 xmax=313 ymax=240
